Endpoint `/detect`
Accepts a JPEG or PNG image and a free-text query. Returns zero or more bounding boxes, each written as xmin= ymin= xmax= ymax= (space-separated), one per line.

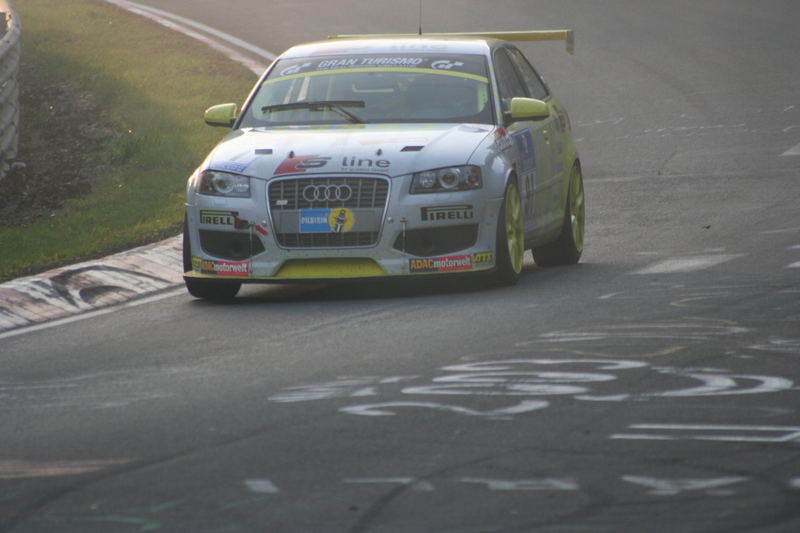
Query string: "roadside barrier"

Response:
xmin=0 ymin=0 xmax=20 ymax=182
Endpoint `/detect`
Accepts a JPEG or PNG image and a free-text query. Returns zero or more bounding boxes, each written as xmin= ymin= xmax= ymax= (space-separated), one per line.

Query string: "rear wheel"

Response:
xmin=182 ymin=217 xmax=241 ymax=300
xmin=531 ymin=164 xmax=585 ymax=267
xmin=494 ymin=180 xmax=525 ymax=285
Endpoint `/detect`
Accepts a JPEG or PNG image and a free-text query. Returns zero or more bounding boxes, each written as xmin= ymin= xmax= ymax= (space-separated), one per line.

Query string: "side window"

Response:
xmin=492 ymin=49 xmax=528 ymax=111
xmin=507 ymin=47 xmax=549 ymax=100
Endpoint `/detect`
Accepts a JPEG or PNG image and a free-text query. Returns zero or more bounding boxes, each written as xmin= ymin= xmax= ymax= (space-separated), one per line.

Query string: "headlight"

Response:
xmin=410 ymin=166 xmax=481 ymax=194
xmin=198 ymin=170 xmax=251 ymax=197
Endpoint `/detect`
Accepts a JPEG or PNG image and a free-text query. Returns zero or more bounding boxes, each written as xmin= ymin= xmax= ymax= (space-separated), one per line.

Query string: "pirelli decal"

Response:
xmin=420 ymin=204 xmax=474 ymax=221
xmin=200 ymin=210 xmax=236 ymax=226
xmin=409 ymin=254 xmax=473 ymax=273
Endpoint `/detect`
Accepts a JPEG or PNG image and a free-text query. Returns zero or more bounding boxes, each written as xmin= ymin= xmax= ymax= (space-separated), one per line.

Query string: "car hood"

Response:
xmin=204 ymin=123 xmax=495 ymax=179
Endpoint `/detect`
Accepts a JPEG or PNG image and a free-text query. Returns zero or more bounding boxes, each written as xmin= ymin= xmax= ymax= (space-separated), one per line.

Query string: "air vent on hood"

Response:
xmin=401 ymin=145 xmax=424 ymax=152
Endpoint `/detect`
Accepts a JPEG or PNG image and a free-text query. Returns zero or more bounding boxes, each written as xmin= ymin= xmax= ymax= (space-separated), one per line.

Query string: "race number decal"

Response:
xmin=512 ymin=129 xmax=536 ymax=218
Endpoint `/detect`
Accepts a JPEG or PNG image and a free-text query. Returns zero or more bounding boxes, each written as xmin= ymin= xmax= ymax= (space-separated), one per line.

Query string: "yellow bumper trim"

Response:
xmin=274 ymin=258 xmax=385 ymax=279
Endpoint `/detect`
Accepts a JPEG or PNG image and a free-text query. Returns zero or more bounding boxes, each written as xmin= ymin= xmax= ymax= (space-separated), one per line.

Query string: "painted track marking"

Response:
xmin=632 ymin=254 xmax=742 ymax=274
xmin=781 ymin=142 xmax=800 ymax=156
xmin=105 ymin=0 xmax=274 ymax=74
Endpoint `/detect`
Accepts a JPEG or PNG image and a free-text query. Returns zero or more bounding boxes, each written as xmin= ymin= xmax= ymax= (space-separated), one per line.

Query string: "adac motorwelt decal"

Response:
xmin=193 ymin=257 xmax=251 ymax=278
xmin=409 ymin=254 xmax=473 ymax=273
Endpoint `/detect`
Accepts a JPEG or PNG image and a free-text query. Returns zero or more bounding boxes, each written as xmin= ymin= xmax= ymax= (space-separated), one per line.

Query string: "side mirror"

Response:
xmin=204 ymin=103 xmax=238 ymax=127
xmin=505 ymin=97 xmax=550 ymax=123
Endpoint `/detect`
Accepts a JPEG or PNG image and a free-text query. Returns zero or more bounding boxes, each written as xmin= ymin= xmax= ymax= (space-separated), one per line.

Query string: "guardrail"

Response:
xmin=0 ymin=0 xmax=20 ymax=181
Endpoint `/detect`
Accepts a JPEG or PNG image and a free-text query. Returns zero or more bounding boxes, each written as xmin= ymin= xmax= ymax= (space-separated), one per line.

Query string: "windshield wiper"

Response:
xmin=261 ymin=100 xmax=366 ymax=124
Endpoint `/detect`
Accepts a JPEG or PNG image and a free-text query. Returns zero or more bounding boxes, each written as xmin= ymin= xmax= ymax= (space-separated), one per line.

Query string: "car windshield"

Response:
xmin=239 ymin=53 xmax=494 ymax=127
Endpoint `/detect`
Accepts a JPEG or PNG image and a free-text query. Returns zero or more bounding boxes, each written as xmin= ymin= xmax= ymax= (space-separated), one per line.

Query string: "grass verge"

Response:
xmin=0 ymin=0 xmax=256 ymax=281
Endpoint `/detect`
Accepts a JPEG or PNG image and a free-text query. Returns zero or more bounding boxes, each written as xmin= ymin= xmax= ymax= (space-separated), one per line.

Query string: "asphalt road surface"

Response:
xmin=2 ymin=1 xmax=799 ymax=531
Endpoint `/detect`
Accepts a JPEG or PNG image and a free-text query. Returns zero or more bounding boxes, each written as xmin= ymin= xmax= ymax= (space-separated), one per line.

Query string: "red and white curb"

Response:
xmin=0 ymin=5 xmax=276 ymax=337
xmin=0 ymin=237 xmax=183 ymax=335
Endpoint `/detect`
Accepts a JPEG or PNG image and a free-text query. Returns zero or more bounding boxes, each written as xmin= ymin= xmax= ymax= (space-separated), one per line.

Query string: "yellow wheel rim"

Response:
xmin=569 ymin=167 xmax=585 ymax=253
xmin=505 ymin=182 xmax=524 ymax=274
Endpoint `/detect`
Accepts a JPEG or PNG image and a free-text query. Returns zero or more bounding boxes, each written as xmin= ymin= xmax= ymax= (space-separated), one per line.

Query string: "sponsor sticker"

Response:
xmin=328 ymin=208 xmax=355 ymax=233
xmin=200 ymin=210 xmax=236 ymax=226
xmin=299 ymin=208 xmax=355 ymax=233
xmin=214 ymin=161 xmax=250 ymax=173
xmin=420 ymin=205 xmax=474 ymax=222
xmin=339 ymin=156 xmax=391 ymax=170
xmin=199 ymin=259 xmax=250 ymax=278
xmin=269 ymin=54 xmax=489 ymax=80
xmin=431 ymin=59 xmax=465 ymax=70
xmin=409 ymin=254 xmax=473 ymax=273
xmin=275 ymin=154 xmax=330 ymax=175
xmin=511 ymin=129 xmax=536 ymax=173
xmin=493 ymin=127 xmax=513 ymax=152
xmin=473 ymin=252 xmax=494 ymax=265
xmin=299 ymin=209 xmax=330 ymax=233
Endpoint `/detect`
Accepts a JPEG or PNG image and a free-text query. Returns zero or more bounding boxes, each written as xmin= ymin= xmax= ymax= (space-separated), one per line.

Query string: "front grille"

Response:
xmin=269 ymin=177 xmax=389 ymax=248
xmin=278 ymin=232 xmax=379 ymax=248
xmin=269 ymin=177 xmax=389 ymax=210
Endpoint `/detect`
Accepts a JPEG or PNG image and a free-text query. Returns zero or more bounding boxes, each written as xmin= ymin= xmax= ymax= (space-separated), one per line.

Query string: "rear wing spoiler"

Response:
xmin=328 ymin=30 xmax=575 ymax=54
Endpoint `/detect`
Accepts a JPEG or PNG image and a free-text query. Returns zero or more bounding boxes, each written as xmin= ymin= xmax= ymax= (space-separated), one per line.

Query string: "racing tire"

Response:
xmin=182 ymin=216 xmax=241 ymax=300
xmin=494 ymin=180 xmax=525 ymax=286
xmin=531 ymin=164 xmax=585 ymax=267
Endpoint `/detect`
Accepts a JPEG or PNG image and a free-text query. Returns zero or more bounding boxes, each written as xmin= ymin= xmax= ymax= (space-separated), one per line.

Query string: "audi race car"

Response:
xmin=183 ymin=30 xmax=585 ymax=299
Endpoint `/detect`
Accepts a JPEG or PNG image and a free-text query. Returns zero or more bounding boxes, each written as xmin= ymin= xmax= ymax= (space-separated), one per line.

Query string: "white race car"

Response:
xmin=183 ymin=30 xmax=584 ymax=299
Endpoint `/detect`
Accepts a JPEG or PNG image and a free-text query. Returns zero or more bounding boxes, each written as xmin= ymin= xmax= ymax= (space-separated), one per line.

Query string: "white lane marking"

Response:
xmin=762 ymin=227 xmax=800 ymax=234
xmin=0 ymin=288 xmax=185 ymax=341
xmin=459 ymin=477 xmax=578 ymax=491
xmin=105 ymin=0 xmax=272 ymax=74
xmin=611 ymin=424 xmax=800 ymax=443
xmin=622 ymin=476 xmax=747 ymax=496
xmin=791 ymin=478 xmax=800 ymax=489
xmin=344 ymin=478 xmax=434 ymax=491
xmin=787 ymin=261 xmax=800 ymax=268
xmin=339 ymin=399 xmax=549 ymax=418
xmin=782 ymin=142 xmax=800 ymax=156
xmin=576 ymin=117 xmax=625 ymax=127
xmin=598 ymin=292 xmax=621 ymax=300
xmin=632 ymin=254 xmax=742 ymax=274
xmin=245 ymin=479 xmax=280 ymax=494
xmin=646 ymin=371 xmax=794 ymax=397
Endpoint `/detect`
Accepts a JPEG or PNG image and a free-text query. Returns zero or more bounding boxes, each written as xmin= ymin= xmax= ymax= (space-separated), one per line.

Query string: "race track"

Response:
xmin=1 ymin=1 xmax=799 ymax=531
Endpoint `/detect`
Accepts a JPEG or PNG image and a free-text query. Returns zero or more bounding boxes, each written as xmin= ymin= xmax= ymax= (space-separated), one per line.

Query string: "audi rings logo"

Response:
xmin=303 ymin=184 xmax=353 ymax=203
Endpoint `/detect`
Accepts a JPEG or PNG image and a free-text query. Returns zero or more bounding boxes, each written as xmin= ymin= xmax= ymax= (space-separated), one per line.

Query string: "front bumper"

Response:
xmin=184 ymin=173 xmax=502 ymax=281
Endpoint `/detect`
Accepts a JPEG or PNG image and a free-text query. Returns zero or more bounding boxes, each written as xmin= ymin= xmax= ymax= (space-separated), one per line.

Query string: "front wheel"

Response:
xmin=494 ymin=180 xmax=525 ymax=285
xmin=184 ymin=277 xmax=241 ymax=301
xmin=531 ymin=164 xmax=585 ymax=267
xmin=183 ymin=216 xmax=241 ymax=300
